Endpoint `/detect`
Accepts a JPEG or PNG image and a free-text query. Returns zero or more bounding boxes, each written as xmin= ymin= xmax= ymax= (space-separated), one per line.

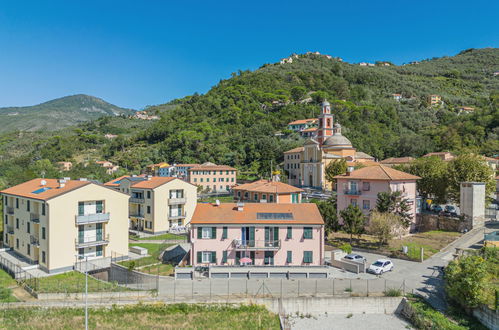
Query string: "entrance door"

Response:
xmin=241 ymin=227 xmax=255 ymax=247
xmin=265 ymin=227 xmax=279 ymax=247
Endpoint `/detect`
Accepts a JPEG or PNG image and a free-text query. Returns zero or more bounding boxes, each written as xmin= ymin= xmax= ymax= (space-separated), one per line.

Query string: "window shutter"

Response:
xmin=287 ymin=227 xmax=292 ymax=239
xmin=197 ymin=251 xmax=202 ymax=263
xmin=211 ymin=251 xmax=217 ymax=264
xmin=287 ymin=251 xmax=292 ymax=263
xmin=211 ymin=227 xmax=217 ymax=239
xmin=249 ymin=227 xmax=255 ymax=247
xmin=222 ymin=251 xmax=227 ymax=263
xmin=222 ymin=227 xmax=228 ymax=239
xmin=274 ymin=227 xmax=279 ymax=242
xmin=236 ymin=251 xmax=240 ymax=265
xmin=265 ymin=227 xmax=270 ymax=241
xmin=197 ymin=227 xmax=202 ymax=239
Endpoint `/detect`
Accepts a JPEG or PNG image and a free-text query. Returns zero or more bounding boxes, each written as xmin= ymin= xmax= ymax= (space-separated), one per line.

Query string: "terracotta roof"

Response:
xmin=0 ymin=178 xmax=91 ymax=201
xmin=334 ymin=165 xmax=420 ymax=181
xmin=175 ymin=164 xmax=199 ymax=167
xmin=233 ymin=180 xmax=304 ymax=194
xmin=284 ymin=147 xmax=304 ymax=154
xmin=130 ymin=177 xmax=178 ymax=189
xmin=146 ymin=162 xmax=169 ymax=168
xmin=354 ymin=151 xmax=375 ymax=159
xmin=190 ymin=203 xmax=324 ymax=225
xmin=104 ymin=175 xmax=134 ymax=187
xmin=302 ymin=128 xmax=317 ymax=132
xmin=423 ymin=152 xmax=454 ymax=157
xmin=288 ymin=118 xmax=317 ymax=125
xmin=189 ymin=165 xmax=237 ymax=171
xmin=380 ymin=157 xmax=415 ymax=164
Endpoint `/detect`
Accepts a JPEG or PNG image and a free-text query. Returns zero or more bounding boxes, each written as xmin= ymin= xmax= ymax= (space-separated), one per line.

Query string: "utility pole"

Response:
xmin=85 ymin=256 xmax=88 ymax=330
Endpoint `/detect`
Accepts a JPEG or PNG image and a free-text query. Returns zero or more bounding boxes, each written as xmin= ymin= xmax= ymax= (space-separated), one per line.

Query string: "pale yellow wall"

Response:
xmin=46 ymin=184 xmax=129 ymax=271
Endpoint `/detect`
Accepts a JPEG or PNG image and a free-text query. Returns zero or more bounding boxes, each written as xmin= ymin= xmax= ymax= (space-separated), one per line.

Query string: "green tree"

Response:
xmin=325 ymin=159 xmax=347 ymax=189
xmin=376 ymin=191 xmax=412 ymax=227
xmin=447 ymin=154 xmax=495 ymax=203
xmin=445 ymin=255 xmax=488 ymax=308
xmin=290 ymin=86 xmax=307 ymax=101
xmin=407 ymin=156 xmax=448 ymax=204
xmin=340 ymin=204 xmax=365 ymax=244
xmin=312 ymin=197 xmax=339 ymax=236
xmin=368 ymin=211 xmax=402 ymax=247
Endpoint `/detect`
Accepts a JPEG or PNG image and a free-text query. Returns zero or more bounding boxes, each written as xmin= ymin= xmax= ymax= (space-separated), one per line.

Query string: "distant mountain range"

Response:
xmin=0 ymin=94 xmax=134 ymax=133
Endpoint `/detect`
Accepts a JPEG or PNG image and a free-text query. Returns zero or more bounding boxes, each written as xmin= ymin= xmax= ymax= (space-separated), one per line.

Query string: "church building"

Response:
xmin=283 ymin=100 xmax=375 ymax=190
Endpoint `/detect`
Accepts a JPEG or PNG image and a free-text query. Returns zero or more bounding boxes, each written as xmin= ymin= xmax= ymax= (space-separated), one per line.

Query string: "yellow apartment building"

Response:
xmin=1 ymin=178 xmax=129 ymax=274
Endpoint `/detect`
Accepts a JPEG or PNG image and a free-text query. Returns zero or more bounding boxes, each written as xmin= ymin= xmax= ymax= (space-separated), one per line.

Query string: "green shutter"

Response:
xmin=274 ymin=227 xmax=279 ymax=242
xmin=249 ymin=227 xmax=255 ymax=247
xmin=236 ymin=251 xmax=240 ymax=265
xmin=197 ymin=251 xmax=202 ymax=263
xmin=287 ymin=251 xmax=292 ymax=263
xmin=265 ymin=227 xmax=270 ymax=241
xmin=287 ymin=227 xmax=292 ymax=239
xmin=222 ymin=250 xmax=227 ymax=263
xmin=197 ymin=227 xmax=202 ymax=239
xmin=304 ymin=251 xmax=312 ymax=263
xmin=304 ymin=227 xmax=312 ymax=239
xmin=222 ymin=227 xmax=228 ymax=239
xmin=78 ymin=202 xmax=84 ymax=215
xmin=96 ymin=201 xmax=103 ymax=213
xmin=211 ymin=251 xmax=217 ymax=264
xmin=211 ymin=227 xmax=217 ymax=239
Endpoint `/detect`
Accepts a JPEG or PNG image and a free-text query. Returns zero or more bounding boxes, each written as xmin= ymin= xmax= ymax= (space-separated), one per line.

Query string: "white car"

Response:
xmin=367 ymin=259 xmax=394 ymax=275
xmin=344 ymin=254 xmax=366 ymax=263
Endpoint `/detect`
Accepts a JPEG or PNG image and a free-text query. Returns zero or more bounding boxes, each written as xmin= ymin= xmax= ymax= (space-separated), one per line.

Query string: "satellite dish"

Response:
xmin=41 ymin=180 xmax=47 ymax=186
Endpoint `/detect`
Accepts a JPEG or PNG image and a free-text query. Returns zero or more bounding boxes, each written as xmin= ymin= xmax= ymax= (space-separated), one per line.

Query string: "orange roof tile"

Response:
xmin=334 ymin=165 xmax=420 ymax=181
xmin=130 ymin=177 xmax=178 ymax=189
xmin=103 ymin=175 xmax=131 ymax=187
xmin=288 ymin=118 xmax=317 ymax=125
xmin=284 ymin=147 xmax=304 ymax=154
xmin=233 ymin=180 xmax=303 ymax=194
xmin=0 ymin=178 xmax=91 ymax=201
xmin=189 ymin=165 xmax=237 ymax=171
xmin=302 ymin=128 xmax=317 ymax=132
xmin=191 ymin=203 xmax=324 ymax=225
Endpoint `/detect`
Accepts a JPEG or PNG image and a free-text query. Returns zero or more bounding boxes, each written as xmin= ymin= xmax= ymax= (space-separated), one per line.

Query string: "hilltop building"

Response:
xmin=233 ymin=180 xmax=303 ymax=203
xmin=189 ymin=203 xmax=324 ymax=266
xmin=287 ymin=119 xmax=318 ymax=132
xmin=95 ymin=161 xmax=119 ymax=175
xmin=283 ymin=101 xmax=375 ymax=190
xmin=1 ymin=178 xmax=129 ymax=273
xmin=104 ymin=176 xmax=197 ymax=233
xmin=423 ymin=152 xmax=455 ymax=161
xmin=56 ymin=161 xmax=73 ymax=172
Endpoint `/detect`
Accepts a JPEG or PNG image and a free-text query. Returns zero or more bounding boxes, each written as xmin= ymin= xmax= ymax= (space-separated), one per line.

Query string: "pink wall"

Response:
xmin=190 ymin=224 xmax=324 ymax=266
xmin=336 ymin=178 xmax=418 ymax=227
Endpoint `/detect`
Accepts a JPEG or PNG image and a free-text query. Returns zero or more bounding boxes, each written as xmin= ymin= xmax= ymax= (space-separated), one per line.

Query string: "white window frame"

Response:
xmin=202 ymin=251 xmax=212 ymax=263
xmin=202 ymin=227 xmax=212 ymax=239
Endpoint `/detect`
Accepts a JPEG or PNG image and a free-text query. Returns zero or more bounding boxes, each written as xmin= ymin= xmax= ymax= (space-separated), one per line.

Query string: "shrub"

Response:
xmin=340 ymin=243 xmax=352 ymax=254
xmin=384 ymin=288 xmax=402 ymax=297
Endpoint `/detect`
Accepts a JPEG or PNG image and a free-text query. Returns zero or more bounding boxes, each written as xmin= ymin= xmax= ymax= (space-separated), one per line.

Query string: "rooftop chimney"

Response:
xmin=346 ymin=167 xmax=354 ymax=176
xmin=215 ymin=199 xmax=220 ymax=206
xmin=79 ymin=178 xmax=87 ymax=181
xmin=237 ymin=202 xmax=244 ymax=211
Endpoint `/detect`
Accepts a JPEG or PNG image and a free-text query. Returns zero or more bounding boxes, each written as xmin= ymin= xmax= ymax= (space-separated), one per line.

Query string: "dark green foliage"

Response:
xmin=339 ymin=204 xmax=365 ymax=244
xmin=445 ymin=256 xmax=489 ymax=308
xmin=312 ymin=197 xmax=339 ymax=235
xmin=376 ymin=191 xmax=412 ymax=227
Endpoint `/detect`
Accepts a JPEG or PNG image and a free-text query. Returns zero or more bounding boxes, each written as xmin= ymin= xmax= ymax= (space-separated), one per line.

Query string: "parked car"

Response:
xmin=431 ymin=204 xmax=443 ymax=213
xmin=367 ymin=259 xmax=394 ymax=275
xmin=343 ymin=254 xmax=366 ymax=263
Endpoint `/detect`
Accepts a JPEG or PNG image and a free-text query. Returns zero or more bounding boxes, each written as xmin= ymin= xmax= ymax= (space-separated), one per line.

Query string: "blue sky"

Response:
xmin=0 ymin=0 xmax=497 ymax=110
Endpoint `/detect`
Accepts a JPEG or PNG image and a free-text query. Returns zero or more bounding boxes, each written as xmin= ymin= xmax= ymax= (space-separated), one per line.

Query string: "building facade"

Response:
xmin=334 ymin=165 xmax=420 ymax=228
xmin=1 ymin=178 xmax=129 ymax=273
xmin=190 ymin=203 xmax=324 ymax=266
xmin=188 ymin=163 xmax=237 ymax=193
xmin=105 ymin=176 xmax=197 ymax=233
xmin=233 ymin=180 xmax=303 ymax=203
xmin=287 ymin=118 xmax=317 ymax=132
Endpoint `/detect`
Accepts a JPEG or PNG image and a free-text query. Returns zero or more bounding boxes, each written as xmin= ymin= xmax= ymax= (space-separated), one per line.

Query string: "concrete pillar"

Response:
xmin=460 ymin=182 xmax=486 ymax=228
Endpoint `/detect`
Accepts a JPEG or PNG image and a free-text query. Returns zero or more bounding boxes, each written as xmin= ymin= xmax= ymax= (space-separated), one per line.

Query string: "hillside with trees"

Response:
xmin=0 ymin=48 xmax=498 ymax=188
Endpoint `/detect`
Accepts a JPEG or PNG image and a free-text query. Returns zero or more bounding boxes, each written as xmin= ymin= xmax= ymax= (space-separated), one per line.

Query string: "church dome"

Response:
xmin=323 ymin=132 xmax=352 ymax=147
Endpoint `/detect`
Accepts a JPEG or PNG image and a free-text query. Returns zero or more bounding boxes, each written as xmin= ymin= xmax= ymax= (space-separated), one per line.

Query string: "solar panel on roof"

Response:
xmin=32 ymin=187 xmax=52 ymax=194
xmin=113 ymin=180 xmax=122 ymax=184
xmin=256 ymin=212 xmax=294 ymax=220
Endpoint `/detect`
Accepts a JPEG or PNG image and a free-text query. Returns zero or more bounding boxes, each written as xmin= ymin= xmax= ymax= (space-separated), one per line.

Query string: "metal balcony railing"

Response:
xmin=75 ymin=234 xmax=110 ymax=248
xmin=7 ymin=226 xmax=14 ymax=234
xmin=6 ymin=207 xmax=14 ymax=215
xmin=130 ymin=197 xmax=145 ymax=204
xmin=30 ymin=213 xmax=40 ymax=223
xmin=232 ymin=239 xmax=281 ymax=250
xmin=344 ymin=189 xmax=362 ymax=195
xmin=30 ymin=235 xmax=40 ymax=246
xmin=76 ymin=212 xmax=110 ymax=224
xmin=169 ymin=212 xmax=186 ymax=220
xmin=168 ymin=198 xmax=186 ymax=205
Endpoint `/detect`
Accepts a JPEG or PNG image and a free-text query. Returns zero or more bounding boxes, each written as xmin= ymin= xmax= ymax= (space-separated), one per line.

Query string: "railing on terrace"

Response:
xmin=344 ymin=189 xmax=362 ymax=195
xmin=75 ymin=212 xmax=110 ymax=224
xmin=168 ymin=198 xmax=186 ymax=205
xmin=30 ymin=235 xmax=40 ymax=246
xmin=30 ymin=213 xmax=40 ymax=223
xmin=75 ymin=234 xmax=110 ymax=248
xmin=232 ymin=239 xmax=281 ymax=250
xmin=7 ymin=226 xmax=14 ymax=234
xmin=129 ymin=212 xmax=145 ymax=218
xmin=130 ymin=197 xmax=145 ymax=204
xmin=6 ymin=206 xmax=14 ymax=214
xmin=169 ymin=213 xmax=186 ymax=220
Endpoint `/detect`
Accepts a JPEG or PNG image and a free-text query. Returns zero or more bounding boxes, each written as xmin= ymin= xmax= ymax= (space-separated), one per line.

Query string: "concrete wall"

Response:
xmin=473 ymin=305 xmax=498 ymax=330
xmin=415 ymin=214 xmax=471 ymax=232
xmin=460 ymin=182 xmax=486 ymax=228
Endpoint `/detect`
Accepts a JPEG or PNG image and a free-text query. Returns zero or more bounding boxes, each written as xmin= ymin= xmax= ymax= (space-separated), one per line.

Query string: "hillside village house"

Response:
xmin=1 ymin=178 xmax=129 ymax=273
xmin=56 ymin=161 xmax=72 ymax=172
xmin=287 ymin=118 xmax=318 ymax=133
xmin=428 ymin=94 xmax=442 ymax=106
xmin=334 ymin=165 xmax=420 ymax=229
xmin=188 ymin=163 xmax=237 ymax=193
xmin=95 ymin=160 xmax=119 ymax=175
xmin=104 ymin=176 xmax=197 ymax=233
xmin=145 ymin=162 xmax=169 ymax=176
xmin=283 ymin=101 xmax=375 ymax=190
xmin=422 ymin=152 xmax=455 ymax=161
xmin=233 ymin=180 xmax=303 ymax=203
xmin=190 ymin=203 xmax=324 ymax=266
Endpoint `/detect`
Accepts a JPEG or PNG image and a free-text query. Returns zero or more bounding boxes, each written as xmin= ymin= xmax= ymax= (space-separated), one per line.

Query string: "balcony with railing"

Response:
xmin=75 ymin=234 xmax=110 ymax=248
xmin=168 ymin=198 xmax=186 ymax=205
xmin=129 ymin=211 xmax=145 ymax=219
xmin=30 ymin=213 xmax=40 ymax=223
xmin=30 ymin=235 xmax=40 ymax=246
xmin=232 ymin=239 xmax=281 ymax=251
xmin=168 ymin=212 xmax=186 ymax=220
xmin=6 ymin=206 xmax=14 ymax=215
xmin=7 ymin=226 xmax=14 ymax=234
xmin=130 ymin=197 xmax=145 ymax=204
xmin=76 ymin=212 xmax=110 ymax=225
xmin=344 ymin=189 xmax=362 ymax=195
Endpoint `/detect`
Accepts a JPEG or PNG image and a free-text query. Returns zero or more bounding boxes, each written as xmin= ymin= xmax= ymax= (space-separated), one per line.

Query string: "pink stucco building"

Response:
xmin=189 ymin=203 xmax=324 ymax=266
xmin=334 ymin=165 xmax=420 ymax=228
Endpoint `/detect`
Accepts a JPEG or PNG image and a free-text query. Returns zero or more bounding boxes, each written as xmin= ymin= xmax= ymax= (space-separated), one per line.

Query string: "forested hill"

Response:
xmin=0 ymin=48 xmax=498 ymax=187
xmin=123 ymin=48 xmax=498 ymax=175
xmin=0 ymin=94 xmax=134 ymax=133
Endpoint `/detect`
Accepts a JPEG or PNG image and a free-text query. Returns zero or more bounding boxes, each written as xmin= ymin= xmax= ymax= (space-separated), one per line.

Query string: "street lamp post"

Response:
xmin=85 ymin=255 xmax=88 ymax=330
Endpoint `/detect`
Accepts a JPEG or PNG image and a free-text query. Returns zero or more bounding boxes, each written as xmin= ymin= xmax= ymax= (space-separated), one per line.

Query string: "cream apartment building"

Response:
xmin=1 ymin=178 xmax=129 ymax=273
xmin=188 ymin=162 xmax=237 ymax=193
xmin=105 ymin=176 xmax=197 ymax=233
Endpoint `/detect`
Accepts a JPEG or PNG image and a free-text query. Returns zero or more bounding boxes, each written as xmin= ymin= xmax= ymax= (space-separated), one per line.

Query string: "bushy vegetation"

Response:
xmin=0 ymin=303 xmax=280 ymax=329
xmin=35 ymin=271 xmax=128 ymax=293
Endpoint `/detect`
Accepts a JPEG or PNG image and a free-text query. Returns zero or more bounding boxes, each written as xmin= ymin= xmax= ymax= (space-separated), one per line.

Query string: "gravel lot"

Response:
xmin=288 ymin=313 xmax=411 ymax=329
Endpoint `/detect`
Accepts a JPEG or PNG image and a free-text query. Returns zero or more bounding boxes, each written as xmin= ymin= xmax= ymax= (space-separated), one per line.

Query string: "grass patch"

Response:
xmin=0 ymin=269 xmax=18 ymax=302
xmin=36 ymin=271 xmax=129 ymax=293
xmin=405 ymin=295 xmax=487 ymax=330
xmin=0 ymin=303 xmax=280 ymax=329
xmin=384 ymin=288 xmax=402 ymax=297
xmin=139 ymin=264 xmax=175 ymax=276
xmin=133 ymin=233 xmax=186 ymax=241
xmin=328 ymin=230 xmax=461 ymax=261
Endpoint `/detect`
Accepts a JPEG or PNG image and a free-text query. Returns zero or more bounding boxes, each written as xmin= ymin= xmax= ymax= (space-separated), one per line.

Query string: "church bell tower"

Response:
xmin=317 ymin=100 xmax=334 ymax=145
